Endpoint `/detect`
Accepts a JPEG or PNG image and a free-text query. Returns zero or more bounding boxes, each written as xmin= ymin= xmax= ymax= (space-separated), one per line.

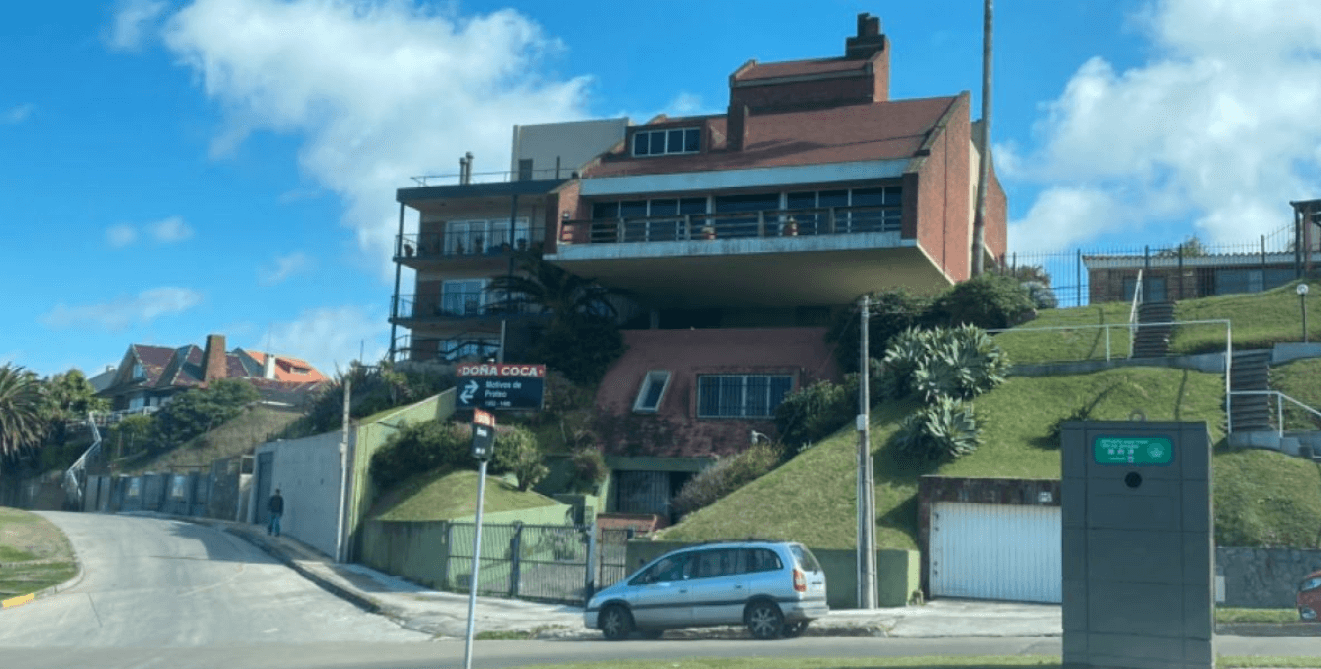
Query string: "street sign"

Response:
xmin=1093 ymin=435 xmax=1174 ymax=465
xmin=470 ymin=409 xmax=495 ymax=460
xmin=456 ymin=364 xmax=546 ymax=411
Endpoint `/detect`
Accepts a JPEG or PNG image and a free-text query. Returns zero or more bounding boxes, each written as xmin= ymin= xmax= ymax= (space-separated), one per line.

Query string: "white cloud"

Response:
xmin=263 ymin=305 xmax=388 ymax=375
xmin=1006 ymin=0 xmax=1321 ymax=253
xmin=106 ymin=223 xmax=138 ymax=248
xmin=2 ymin=104 xmax=34 ymax=125
xmin=105 ymin=216 xmax=193 ymax=248
xmin=106 ymin=0 xmax=168 ymax=52
xmin=1007 ymin=186 xmax=1129 ymax=253
xmin=158 ymin=0 xmax=592 ymax=280
xmin=41 ymin=287 xmax=204 ymax=331
xmin=149 ymin=215 xmax=194 ymax=242
xmin=258 ymin=251 xmax=312 ymax=286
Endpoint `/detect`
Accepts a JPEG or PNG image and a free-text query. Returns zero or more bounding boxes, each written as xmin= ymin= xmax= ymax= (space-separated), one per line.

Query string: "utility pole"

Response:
xmin=857 ymin=295 xmax=876 ymax=609
xmin=971 ymin=0 xmax=993 ymax=276
xmin=335 ymin=371 xmax=351 ymax=563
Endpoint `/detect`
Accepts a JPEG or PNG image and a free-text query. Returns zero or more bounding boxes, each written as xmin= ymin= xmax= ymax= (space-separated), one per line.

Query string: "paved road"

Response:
xmin=0 ymin=512 xmax=427 ymax=649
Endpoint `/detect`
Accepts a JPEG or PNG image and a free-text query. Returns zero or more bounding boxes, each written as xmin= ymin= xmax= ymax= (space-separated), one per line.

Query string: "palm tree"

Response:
xmin=486 ymin=250 xmax=622 ymax=322
xmin=0 ymin=364 xmax=46 ymax=465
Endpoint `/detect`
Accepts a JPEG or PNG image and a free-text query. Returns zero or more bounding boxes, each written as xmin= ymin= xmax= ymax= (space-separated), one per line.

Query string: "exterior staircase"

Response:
xmin=1229 ymin=350 xmax=1273 ymax=432
xmin=1131 ymin=301 xmax=1176 ymax=358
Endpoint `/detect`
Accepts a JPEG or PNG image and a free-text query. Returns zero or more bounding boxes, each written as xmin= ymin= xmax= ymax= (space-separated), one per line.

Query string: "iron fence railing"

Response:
xmin=392 ymin=293 xmax=541 ymax=320
xmin=561 ymin=204 xmax=902 ymax=245
xmin=398 ymin=227 xmax=544 ymax=259
xmin=390 ymin=334 xmax=502 ymax=364
xmin=410 ymin=167 xmax=576 ymax=187
xmin=442 ymin=522 xmax=635 ymax=605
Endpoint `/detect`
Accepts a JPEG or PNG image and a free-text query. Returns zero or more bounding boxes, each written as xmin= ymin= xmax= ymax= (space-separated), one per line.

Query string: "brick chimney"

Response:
xmin=726 ymin=104 xmax=749 ymax=151
xmin=201 ymin=334 xmax=227 ymax=383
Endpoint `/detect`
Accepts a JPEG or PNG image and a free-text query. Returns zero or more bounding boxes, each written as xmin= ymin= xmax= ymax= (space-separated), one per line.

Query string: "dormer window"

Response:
xmin=632 ymin=127 xmax=700 ymax=157
xmin=132 ymin=362 xmax=144 ymax=379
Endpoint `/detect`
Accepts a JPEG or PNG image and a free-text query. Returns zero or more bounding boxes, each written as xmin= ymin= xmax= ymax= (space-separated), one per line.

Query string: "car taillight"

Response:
xmin=793 ymin=568 xmax=807 ymax=593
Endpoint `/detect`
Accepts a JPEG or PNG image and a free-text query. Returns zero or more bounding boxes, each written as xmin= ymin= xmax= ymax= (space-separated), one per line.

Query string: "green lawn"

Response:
xmin=0 ymin=507 xmax=77 ymax=600
xmin=1172 ymin=279 xmax=1321 ymax=354
xmin=120 ymin=405 xmax=301 ymax=475
xmin=369 ymin=468 xmax=560 ymax=522
xmin=662 ymin=367 xmax=1232 ymax=550
xmin=1214 ymin=445 xmax=1321 ymax=547
xmin=1270 ymin=358 xmax=1321 ymax=430
xmin=994 ymin=302 xmax=1134 ymax=364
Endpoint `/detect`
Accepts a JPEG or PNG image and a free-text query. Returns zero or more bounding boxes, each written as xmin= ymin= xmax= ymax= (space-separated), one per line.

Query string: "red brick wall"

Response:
xmin=592 ymin=328 xmax=841 ymax=458
xmin=552 ymin=181 xmax=588 ymax=249
xmin=984 ymin=164 xmax=1008 ymax=263
xmin=730 ymin=76 xmax=877 ymax=112
xmin=912 ymin=94 xmax=973 ymax=283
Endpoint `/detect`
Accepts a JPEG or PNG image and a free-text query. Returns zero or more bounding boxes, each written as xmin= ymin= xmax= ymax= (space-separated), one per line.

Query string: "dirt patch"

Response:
xmin=0 ymin=507 xmax=77 ymax=599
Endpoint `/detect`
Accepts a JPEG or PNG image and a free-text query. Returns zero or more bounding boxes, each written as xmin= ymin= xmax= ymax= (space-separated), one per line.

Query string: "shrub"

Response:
xmin=493 ymin=425 xmax=548 ymax=492
xmin=535 ymin=315 xmax=626 ymax=386
xmin=774 ymin=379 xmax=856 ymax=450
xmin=892 ymin=397 xmax=983 ymax=461
xmin=369 ymin=420 xmax=470 ymax=490
xmin=670 ymin=442 xmax=783 ymax=517
xmin=926 ymin=274 xmax=1036 ymax=330
xmin=827 ymin=288 xmax=932 ymax=374
xmin=1021 ymin=280 xmax=1058 ymax=309
xmin=568 ymin=447 xmax=608 ymax=493
xmin=287 ymin=363 xmax=455 ymax=439
xmin=149 ymin=378 xmax=260 ymax=452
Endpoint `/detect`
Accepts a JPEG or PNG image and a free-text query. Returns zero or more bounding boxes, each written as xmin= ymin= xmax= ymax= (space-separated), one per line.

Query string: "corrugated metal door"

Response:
xmin=930 ymin=502 xmax=1061 ymax=603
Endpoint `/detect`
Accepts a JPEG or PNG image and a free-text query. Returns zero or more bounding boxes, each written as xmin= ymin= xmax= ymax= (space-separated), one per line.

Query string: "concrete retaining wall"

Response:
xmin=252 ymin=431 xmax=345 ymax=558
xmin=1218 ymin=546 xmax=1321 ymax=608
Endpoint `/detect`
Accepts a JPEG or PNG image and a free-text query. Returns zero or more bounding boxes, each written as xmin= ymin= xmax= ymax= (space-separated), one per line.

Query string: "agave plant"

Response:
xmin=893 ymin=396 xmax=983 ymax=461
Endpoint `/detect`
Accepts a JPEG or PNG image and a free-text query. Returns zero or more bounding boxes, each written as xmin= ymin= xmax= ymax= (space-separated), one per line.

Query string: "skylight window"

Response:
xmin=633 ymin=370 xmax=672 ymax=413
xmin=632 ymin=128 xmax=700 ymax=157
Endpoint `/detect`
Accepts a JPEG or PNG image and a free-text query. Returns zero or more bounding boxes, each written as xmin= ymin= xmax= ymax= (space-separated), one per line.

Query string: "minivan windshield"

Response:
xmin=790 ymin=544 xmax=821 ymax=572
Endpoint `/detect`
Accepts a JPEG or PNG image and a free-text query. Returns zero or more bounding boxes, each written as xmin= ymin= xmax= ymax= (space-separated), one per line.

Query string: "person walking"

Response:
xmin=267 ymin=488 xmax=284 ymax=537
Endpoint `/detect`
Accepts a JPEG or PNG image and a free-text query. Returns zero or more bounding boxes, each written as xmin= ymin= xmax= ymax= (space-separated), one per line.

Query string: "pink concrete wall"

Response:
xmin=592 ymin=327 xmax=841 ymax=458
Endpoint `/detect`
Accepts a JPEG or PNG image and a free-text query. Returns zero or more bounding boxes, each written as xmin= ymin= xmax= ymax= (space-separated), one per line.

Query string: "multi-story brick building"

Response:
xmin=389 ymin=13 xmax=1007 ymax=518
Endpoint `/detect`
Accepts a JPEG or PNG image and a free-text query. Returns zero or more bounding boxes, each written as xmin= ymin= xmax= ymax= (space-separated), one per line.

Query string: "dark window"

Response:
xmin=697 ymin=375 xmax=794 ymax=418
xmin=631 ymin=127 xmax=702 ymax=157
xmin=714 ymin=193 xmax=780 ymax=213
xmin=680 ymin=197 xmax=707 ymax=215
xmin=633 ymin=371 xmax=671 ymax=413
xmin=620 ymin=201 xmax=648 ymax=218
xmin=650 ymin=132 xmax=667 ymax=155
xmin=790 ymin=544 xmax=821 ymax=572
xmin=787 ymin=191 xmax=816 ymax=210
xmin=593 ymin=202 xmax=619 ymax=219
xmin=649 ymin=199 xmax=678 ymax=216
xmin=746 ymin=548 xmax=783 ymax=573
xmin=632 ymin=133 xmax=648 ymax=156
xmin=818 ymin=190 xmax=848 ymax=208
xmin=517 ymin=158 xmax=533 ymax=181
xmin=683 ymin=127 xmax=701 ymax=152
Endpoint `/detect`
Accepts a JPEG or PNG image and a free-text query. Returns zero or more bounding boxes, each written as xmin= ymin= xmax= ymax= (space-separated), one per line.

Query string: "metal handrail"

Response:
xmin=410 ymin=167 xmax=574 ymax=187
xmin=398 ymin=227 xmax=543 ymax=259
xmin=1127 ymin=269 xmax=1144 ymax=360
xmin=1230 ymin=390 xmax=1321 ymax=436
xmin=559 ymin=204 xmax=902 ymax=245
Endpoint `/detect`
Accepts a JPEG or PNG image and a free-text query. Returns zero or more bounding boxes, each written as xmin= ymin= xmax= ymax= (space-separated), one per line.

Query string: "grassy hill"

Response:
xmin=369 ymin=468 xmax=560 ymax=522
xmin=119 ymin=405 xmax=301 ymax=475
xmin=659 ymin=365 xmax=1321 ymax=550
xmin=1272 ymin=358 xmax=1321 ymax=430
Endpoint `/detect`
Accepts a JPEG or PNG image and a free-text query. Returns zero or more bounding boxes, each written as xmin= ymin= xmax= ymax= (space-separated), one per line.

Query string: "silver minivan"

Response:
xmin=584 ymin=540 xmax=828 ymax=640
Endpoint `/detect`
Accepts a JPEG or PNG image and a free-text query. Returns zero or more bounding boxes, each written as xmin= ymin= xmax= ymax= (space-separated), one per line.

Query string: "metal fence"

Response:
xmin=442 ymin=522 xmax=636 ymax=605
xmin=995 ymin=226 xmax=1304 ymax=308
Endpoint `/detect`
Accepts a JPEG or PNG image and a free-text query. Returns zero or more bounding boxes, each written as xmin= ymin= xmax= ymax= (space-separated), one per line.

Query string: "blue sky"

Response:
xmin=4 ymin=0 xmax=1320 ymax=379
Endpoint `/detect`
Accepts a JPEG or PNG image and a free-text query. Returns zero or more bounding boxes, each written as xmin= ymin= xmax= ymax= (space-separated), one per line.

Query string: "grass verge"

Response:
xmin=0 ymin=507 xmax=77 ymax=600
xmin=370 ymin=468 xmax=561 ymax=522
xmin=1271 ymin=358 xmax=1321 ymax=430
xmin=1213 ymin=445 xmax=1321 ymax=547
xmin=1216 ymin=608 xmax=1302 ymax=623
xmin=119 ymin=405 xmax=301 ymax=475
xmin=1172 ymin=280 xmax=1321 ymax=354
xmin=994 ymin=302 xmax=1134 ymax=364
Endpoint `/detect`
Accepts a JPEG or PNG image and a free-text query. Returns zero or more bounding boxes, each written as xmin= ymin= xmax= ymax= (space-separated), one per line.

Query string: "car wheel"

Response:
xmin=600 ymin=605 xmax=634 ymax=641
xmin=781 ymin=620 xmax=809 ymax=638
xmin=745 ymin=601 xmax=784 ymax=640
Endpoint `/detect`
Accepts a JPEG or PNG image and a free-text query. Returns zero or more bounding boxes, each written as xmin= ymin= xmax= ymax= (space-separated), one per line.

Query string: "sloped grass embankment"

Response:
xmin=370 ymin=468 xmax=560 ymax=522
xmin=0 ymin=507 xmax=77 ymax=601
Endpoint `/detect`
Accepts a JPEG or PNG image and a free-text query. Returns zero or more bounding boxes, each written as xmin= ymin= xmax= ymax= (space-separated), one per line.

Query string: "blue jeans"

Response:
xmin=268 ymin=513 xmax=281 ymax=537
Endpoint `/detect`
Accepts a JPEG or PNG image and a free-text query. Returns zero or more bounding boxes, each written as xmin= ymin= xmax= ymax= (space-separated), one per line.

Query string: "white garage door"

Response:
xmin=930 ymin=502 xmax=1061 ymax=603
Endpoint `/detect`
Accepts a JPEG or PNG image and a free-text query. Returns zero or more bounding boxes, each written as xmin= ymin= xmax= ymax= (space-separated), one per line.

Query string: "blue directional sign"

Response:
xmin=456 ymin=363 xmax=546 ymax=411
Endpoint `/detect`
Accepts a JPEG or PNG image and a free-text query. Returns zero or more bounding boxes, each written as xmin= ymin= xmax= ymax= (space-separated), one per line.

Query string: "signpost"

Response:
xmin=463 ymin=408 xmax=495 ymax=669
xmin=456 ymin=363 xmax=547 ymax=411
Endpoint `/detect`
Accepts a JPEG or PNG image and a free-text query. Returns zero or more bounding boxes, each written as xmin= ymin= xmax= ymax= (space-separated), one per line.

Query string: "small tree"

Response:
xmin=493 ymin=425 xmax=547 ymax=492
xmin=150 ymin=378 xmax=259 ymax=452
xmin=926 ymin=273 xmax=1036 ymax=330
xmin=826 ymin=288 xmax=932 ymax=374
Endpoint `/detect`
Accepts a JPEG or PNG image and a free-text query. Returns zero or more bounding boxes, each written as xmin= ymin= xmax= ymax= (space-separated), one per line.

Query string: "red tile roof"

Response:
xmin=130 ymin=345 xmax=176 ymax=386
xmin=583 ymin=95 xmax=959 ymax=179
xmin=736 ymin=57 xmax=870 ymax=81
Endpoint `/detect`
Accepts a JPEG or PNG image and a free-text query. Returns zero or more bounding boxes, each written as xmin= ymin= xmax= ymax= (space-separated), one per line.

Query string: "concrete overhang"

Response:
xmin=397 ymin=179 xmax=568 ymax=214
xmin=547 ymin=235 xmax=950 ymax=307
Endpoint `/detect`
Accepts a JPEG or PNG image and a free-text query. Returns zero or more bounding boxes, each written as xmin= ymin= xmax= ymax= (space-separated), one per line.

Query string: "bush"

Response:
xmin=493 ymin=425 xmax=547 ymax=492
xmin=535 ymin=315 xmax=626 ymax=386
xmin=149 ymin=378 xmax=260 ymax=452
xmin=892 ymin=397 xmax=983 ymax=461
xmin=926 ymin=274 xmax=1036 ymax=330
xmin=881 ymin=325 xmax=1009 ymax=402
xmin=569 ymin=447 xmax=608 ymax=493
xmin=774 ymin=379 xmax=856 ymax=450
xmin=1021 ymin=280 xmax=1058 ymax=309
xmin=288 ymin=363 xmax=455 ymax=439
xmin=827 ymin=288 xmax=932 ymax=374
xmin=369 ymin=420 xmax=471 ymax=490
xmin=670 ymin=442 xmax=783 ymax=517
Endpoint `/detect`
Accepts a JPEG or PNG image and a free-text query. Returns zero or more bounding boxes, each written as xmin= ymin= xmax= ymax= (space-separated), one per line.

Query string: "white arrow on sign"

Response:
xmin=460 ymin=379 xmax=479 ymax=404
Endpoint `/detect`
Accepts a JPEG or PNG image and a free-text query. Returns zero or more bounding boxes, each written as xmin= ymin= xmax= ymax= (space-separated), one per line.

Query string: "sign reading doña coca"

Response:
xmin=456 ymin=363 xmax=547 ymax=411
xmin=457 ymin=364 xmax=547 ymax=378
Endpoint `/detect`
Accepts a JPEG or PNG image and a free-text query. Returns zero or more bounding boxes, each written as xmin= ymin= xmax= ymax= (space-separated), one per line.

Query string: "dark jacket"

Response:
xmin=268 ymin=494 xmax=284 ymax=514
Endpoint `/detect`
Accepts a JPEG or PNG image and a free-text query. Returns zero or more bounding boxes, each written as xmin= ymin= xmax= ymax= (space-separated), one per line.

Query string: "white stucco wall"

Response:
xmin=511 ymin=118 xmax=628 ymax=177
xmin=252 ymin=430 xmax=348 ymax=559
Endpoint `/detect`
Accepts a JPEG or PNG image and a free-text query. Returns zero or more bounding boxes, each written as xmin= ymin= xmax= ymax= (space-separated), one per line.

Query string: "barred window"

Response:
xmin=696 ymin=375 xmax=794 ymax=418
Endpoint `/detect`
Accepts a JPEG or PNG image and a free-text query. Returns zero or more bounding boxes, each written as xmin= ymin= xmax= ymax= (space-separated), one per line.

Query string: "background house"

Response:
xmin=98 ymin=334 xmax=328 ymax=414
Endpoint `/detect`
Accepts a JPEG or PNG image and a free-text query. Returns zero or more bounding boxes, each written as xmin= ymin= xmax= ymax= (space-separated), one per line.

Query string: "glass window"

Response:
xmin=787 ymin=192 xmax=816 ymax=210
xmin=621 ymin=201 xmax=648 ymax=218
xmin=679 ymin=198 xmax=707 ymax=215
xmin=633 ymin=370 xmax=671 ymax=413
xmin=650 ymin=132 xmax=667 ymax=155
xmin=649 ymin=199 xmax=678 ymax=216
xmin=630 ymin=128 xmax=702 ymax=157
xmin=636 ymin=552 xmax=691 ymax=583
xmin=441 ymin=279 xmax=486 ymax=316
xmin=790 ymin=544 xmax=821 ymax=573
xmin=684 ymin=128 xmax=701 ymax=152
xmin=667 ymin=129 xmax=685 ymax=153
xmin=818 ymin=190 xmax=848 ymax=208
xmin=593 ymin=202 xmax=620 ymax=219
xmin=697 ymin=375 xmax=795 ymax=418
xmin=714 ymin=193 xmax=779 ymax=213
xmin=633 ymin=133 xmax=649 ymax=156
xmin=747 ymin=548 xmax=783 ymax=572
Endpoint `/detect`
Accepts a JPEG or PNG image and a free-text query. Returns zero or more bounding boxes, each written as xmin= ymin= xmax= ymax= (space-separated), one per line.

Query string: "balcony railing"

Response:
xmin=392 ymin=292 xmax=543 ymax=320
xmin=559 ymin=205 xmax=902 ymax=245
xmin=409 ymin=167 xmax=577 ymax=188
xmin=397 ymin=227 xmax=544 ymax=260
xmin=391 ymin=334 xmax=503 ymax=364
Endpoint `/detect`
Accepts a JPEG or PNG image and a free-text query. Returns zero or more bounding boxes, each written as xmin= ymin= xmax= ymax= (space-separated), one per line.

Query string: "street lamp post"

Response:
xmin=1299 ymin=283 xmax=1310 ymax=343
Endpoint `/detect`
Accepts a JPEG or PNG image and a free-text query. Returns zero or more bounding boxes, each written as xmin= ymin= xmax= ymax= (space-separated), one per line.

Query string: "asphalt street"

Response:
xmin=0 ymin=512 xmax=427 ymax=648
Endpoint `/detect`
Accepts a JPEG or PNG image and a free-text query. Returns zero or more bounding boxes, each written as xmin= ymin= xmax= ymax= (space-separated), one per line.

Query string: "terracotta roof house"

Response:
xmin=388 ymin=13 xmax=1007 ymax=519
xmin=98 ymin=334 xmax=328 ymax=412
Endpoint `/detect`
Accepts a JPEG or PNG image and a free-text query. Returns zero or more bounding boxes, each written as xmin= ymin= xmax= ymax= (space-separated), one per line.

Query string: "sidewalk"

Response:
xmin=183 ymin=515 xmax=1064 ymax=639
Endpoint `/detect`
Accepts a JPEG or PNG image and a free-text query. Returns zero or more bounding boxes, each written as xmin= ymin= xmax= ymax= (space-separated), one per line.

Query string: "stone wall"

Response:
xmin=1218 ymin=546 xmax=1321 ymax=608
